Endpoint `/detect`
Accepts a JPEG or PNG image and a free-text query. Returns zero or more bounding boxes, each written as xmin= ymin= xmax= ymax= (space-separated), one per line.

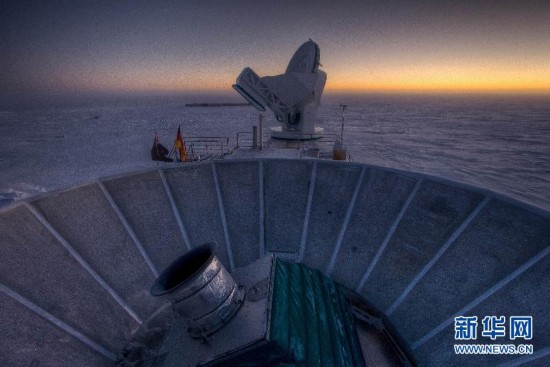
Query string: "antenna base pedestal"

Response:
xmin=270 ymin=126 xmax=324 ymax=140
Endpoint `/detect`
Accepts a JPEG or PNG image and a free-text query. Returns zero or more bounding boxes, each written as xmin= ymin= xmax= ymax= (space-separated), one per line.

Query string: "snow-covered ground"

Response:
xmin=1 ymin=93 xmax=549 ymax=211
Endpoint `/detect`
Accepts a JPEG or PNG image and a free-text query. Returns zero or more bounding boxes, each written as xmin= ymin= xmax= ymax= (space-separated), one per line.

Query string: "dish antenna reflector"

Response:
xmin=233 ymin=40 xmax=327 ymax=140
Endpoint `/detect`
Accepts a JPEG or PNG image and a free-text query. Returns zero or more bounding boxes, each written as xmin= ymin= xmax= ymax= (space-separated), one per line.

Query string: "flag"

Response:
xmin=175 ymin=126 xmax=187 ymax=161
xmin=151 ymin=133 xmax=160 ymax=161
xmin=153 ymin=132 xmax=159 ymax=148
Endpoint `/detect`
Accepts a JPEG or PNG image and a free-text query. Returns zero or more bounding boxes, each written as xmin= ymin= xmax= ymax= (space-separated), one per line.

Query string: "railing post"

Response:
xmin=252 ymin=126 xmax=258 ymax=149
xmin=259 ymin=114 xmax=264 ymax=150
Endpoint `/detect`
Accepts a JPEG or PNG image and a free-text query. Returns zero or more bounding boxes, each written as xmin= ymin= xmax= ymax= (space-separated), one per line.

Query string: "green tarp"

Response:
xmin=270 ymin=259 xmax=365 ymax=367
xmin=216 ymin=259 xmax=365 ymax=366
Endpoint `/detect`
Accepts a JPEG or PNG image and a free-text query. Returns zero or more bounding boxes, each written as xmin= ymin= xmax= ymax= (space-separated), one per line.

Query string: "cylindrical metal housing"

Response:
xmin=150 ymin=243 xmax=243 ymax=338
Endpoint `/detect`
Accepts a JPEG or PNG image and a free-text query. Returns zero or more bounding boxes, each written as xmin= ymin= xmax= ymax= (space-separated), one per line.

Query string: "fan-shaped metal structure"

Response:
xmin=1 ymin=159 xmax=548 ymax=366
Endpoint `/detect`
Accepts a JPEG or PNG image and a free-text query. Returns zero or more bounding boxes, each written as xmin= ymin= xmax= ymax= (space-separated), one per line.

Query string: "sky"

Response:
xmin=1 ymin=0 xmax=550 ymax=97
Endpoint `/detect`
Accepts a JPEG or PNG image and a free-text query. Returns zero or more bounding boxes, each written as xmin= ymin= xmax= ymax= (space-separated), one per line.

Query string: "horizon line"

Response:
xmin=4 ymin=87 xmax=550 ymax=97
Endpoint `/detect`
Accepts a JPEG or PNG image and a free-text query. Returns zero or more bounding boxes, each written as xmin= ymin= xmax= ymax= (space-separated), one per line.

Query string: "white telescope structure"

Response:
xmin=233 ymin=40 xmax=327 ymax=140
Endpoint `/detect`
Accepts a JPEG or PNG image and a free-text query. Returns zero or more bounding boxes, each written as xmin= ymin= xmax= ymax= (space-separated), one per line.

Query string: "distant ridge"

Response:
xmin=185 ymin=102 xmax=250 ymax=107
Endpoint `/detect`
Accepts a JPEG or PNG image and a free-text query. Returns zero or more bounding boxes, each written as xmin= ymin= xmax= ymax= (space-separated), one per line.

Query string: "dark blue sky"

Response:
xmin=2 ymin=0 xmax=549 ymax=96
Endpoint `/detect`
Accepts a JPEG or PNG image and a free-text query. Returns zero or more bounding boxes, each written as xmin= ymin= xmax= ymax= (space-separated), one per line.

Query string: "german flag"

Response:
xmin=175 ymin=126 xmax=187 ymax=162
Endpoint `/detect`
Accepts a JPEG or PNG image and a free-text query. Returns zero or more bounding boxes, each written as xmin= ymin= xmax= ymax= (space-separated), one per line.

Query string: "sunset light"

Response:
xmin=2 ymin=1 xmax=549 ymax=96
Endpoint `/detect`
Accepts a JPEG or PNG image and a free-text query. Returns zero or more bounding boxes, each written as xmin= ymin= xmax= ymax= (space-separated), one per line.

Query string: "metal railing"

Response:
xmin=170 ymin=136 xmax=236 ymax=161
xmin=164 ymin=132 xmax=350 ymax=162
xmin=235 ymin=131 xmax=351 ymax=161
xmin=237 ymin=131 xmax=338 ymax=147
xmin=236 ymin=131 xmax=271 ymax=148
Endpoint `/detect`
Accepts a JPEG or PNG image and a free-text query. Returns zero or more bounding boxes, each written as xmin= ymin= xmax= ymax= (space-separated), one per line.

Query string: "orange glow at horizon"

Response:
xmin=55 ymin=57 xmax=550 ymax=94
xmin=326 ymin=77 xmax=550 ymax=93
xmin=325 ymin=60 xmax=550 ymax=93
xmin=4 ymin=1 xmax=550 ymax=97
xmin=63 ymin=74 xmax=550 ymax=95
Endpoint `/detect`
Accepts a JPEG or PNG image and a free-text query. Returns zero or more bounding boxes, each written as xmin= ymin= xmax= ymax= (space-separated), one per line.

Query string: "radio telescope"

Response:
xmin=233 ymin=40 xmax=327 ymax=140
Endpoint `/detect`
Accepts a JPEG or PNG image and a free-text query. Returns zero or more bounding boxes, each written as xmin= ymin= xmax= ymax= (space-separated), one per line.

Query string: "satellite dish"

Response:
xmin=233 ymin=40 xmax=327 ymax=140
